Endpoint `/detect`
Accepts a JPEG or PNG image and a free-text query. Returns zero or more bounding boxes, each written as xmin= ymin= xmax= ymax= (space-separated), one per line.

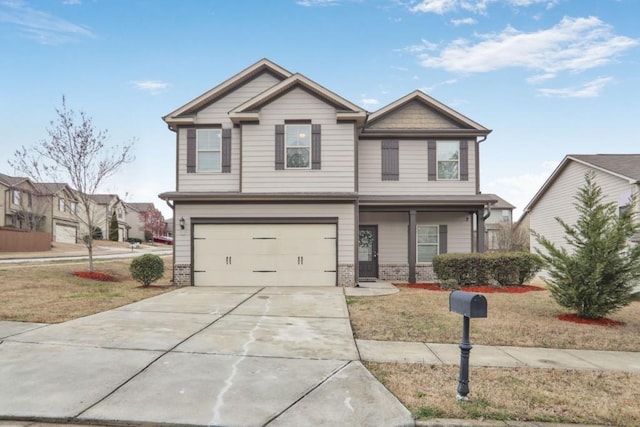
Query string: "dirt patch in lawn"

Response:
xmin=347 ymin=288 xmax=640 ymax=351
xmin=367 ymin=362 xmax=640 ymax=426
xmin=0 ymin=257 xmax=175 ymax=323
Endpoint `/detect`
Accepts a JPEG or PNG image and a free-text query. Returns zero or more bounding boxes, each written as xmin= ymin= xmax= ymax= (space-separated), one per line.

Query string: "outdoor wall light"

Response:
xmin=179 ymin=217 xmax=185 ymax=230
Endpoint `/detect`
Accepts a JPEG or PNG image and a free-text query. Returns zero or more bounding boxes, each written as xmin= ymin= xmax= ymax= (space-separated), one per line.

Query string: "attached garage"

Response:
xmin=193 ymin=222 xmax=337 ymax=286
xmin=54 ymin=224 xmax=77 ymax=244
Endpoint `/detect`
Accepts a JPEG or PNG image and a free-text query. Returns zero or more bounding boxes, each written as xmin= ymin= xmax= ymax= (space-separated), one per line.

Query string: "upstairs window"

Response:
xmin=70 ymin=201 xmax=77 ymax=214
xmin=13 ymin=190 xmax=21 ymax=206
xmin=59 ymin=198 xmax=65 ymax=212
xmin=285 ymin=124 xmax=311 ymax=169
xmin=437 ymin=141 xmax=459 ymax=180
xmin=417 ymin=225 xmax=438 ymax=263
xmin=197 ymin=129 xmax=222 ymax=172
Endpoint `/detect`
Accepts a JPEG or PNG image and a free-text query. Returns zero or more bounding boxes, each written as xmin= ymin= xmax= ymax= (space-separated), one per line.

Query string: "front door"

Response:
xmin=358 ymin=225 xmax=378 ymax=278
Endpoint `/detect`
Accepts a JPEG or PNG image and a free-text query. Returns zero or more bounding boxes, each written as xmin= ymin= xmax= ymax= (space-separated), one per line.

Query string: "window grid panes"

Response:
xmin=285 ymin=124 xmax=311 ymax=169
xmin=197 ymin=129 xmax=222 ymax=172
xmin=417 ymin=225 xmax=438 ymax=263
xmin=59 ymin=198 xmax=65 ymax=211
xmin=437 ymin=141 xmax=459 ymax=180
xmin=13 ymin=190 xmax=21 ymax=205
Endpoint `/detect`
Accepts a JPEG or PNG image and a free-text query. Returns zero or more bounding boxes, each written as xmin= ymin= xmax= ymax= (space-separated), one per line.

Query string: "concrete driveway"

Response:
xmin=0 ymin=286 xmax=413 ymax=427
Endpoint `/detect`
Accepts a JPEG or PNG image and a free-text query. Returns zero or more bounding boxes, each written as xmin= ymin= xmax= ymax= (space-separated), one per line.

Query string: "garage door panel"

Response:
xmin=193 ymin=223 xmax=337 ymax=286
xmin=55 ymin=224 xmax=77 ymax=244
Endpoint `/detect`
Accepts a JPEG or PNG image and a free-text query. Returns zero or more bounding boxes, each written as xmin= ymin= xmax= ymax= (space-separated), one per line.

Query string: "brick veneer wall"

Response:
xmin=379 ymin=263 xmax=438 ymax=283
xmin=338 ymin=263 xmax=355 ymax=287
xmin=173 ymin=263 xmax=191 ymax=286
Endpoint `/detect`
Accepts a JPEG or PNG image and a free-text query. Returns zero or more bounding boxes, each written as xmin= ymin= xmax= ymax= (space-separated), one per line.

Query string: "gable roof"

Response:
xmin=163 ymin=58 xmax=292 ymax=125
xmin=89 ymin=194 xmax=120 ymax=205
xmin=229 ymin=73 xmax=367 ymax=125
xmin=0 ymin=172 xmax=30 ymax=188
xmin=34 ymin=182 xmax=76 ymax=198
xmin=524 ymin=154 xmax=640 ymax=213
xmin=363 ymin=90 xmax=491 ymax=137
xmin=126 ymin=202 xmax=154 ymax=213
xmin=484 ymin=193 xmax=515 ymax=210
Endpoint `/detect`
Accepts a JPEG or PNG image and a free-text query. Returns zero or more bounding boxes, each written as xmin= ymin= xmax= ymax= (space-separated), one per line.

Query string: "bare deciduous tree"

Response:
xmin=12 ymin=189 xmax=49 ymax=231
xmin=493 ymin=221 xmax=530 ymax=252
xmin=10 ymin=96 xmax=134 ymax=271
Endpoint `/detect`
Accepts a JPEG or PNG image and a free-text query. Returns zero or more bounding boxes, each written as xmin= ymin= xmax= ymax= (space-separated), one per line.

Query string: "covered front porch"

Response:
xmin=356 ymin=195 xmax=497 ymax=284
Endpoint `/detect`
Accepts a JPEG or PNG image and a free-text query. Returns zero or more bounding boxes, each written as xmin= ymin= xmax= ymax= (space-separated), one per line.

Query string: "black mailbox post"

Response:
xmin=449 ymin=291 xmax=487 ymax=401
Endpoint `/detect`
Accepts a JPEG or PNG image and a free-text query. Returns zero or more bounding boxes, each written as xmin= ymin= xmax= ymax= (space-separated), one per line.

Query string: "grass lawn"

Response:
xmin=0 ymin=256 xmax=175 ymax=323
xmin=349 ymin=287 xmax=640 ymax=425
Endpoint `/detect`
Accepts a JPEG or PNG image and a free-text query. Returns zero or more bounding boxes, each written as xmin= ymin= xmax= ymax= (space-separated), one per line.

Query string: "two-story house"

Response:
xmin=160 ymin=59 xmax=496 ymax=287
xmin=0 ymin=172 xmax=41 ymax=230
xmin=125 ymin=202 xmax=154 ymax=241
xmin=79 ymin=194 xmax=128 ymax=242
xmin=34 ymin=183 xmax=80 ymax=244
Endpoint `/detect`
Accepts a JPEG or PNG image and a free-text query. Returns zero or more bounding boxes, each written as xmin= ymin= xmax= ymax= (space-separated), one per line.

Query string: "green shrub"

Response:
xmin=130 ymin=254 xmax=164 ymax=286
xmin=126 ymin=237 xmax=142 ymax=244
xmin=433 ymin=252 xmax=542 ymax=287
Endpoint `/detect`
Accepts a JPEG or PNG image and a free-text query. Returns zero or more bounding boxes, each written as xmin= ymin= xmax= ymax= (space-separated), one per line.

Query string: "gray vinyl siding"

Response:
xmin=174 ymin=203 xmax=355 ymax=265
xmin=241 ymin=88 xmax=355 ymax=193
xmin=359 ymin=211 xmax=470 ymax=264
xmin=177 ymin=127 xmax=240 ymax=192
xmin=530 ymin=161 xmax=635 ymax=256
xmin=177 ymin=73 xmax=280 ymax=193
xmin=358 ymin=139 xmax=476 ymax=195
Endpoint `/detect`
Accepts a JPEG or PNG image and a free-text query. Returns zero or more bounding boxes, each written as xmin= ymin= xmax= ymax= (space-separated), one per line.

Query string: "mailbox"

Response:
xmin=449 ymin=291 xmax=487 ymax=318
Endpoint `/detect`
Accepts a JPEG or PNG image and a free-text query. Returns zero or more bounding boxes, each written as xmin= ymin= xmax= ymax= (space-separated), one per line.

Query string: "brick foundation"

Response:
xmin=378 ymin=263 xmax=438 ymax=283
xmin=338 ymin=263 xmax=355 ymax=287
xmin=173 ymin=263 xmax=191 ymax=286
xmin=416 ymin=264 xmax=437 ymax=282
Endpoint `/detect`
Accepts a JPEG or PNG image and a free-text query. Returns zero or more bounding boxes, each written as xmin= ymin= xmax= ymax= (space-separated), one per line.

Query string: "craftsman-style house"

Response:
xmin=160 ymin=59 xmax=496 ymax=286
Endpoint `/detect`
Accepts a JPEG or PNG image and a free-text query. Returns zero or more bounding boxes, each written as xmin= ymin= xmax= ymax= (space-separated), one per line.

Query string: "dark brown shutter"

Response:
xmin=381 ymin=140 xmax=399 ymax=181
xmin=186 ymin=128 xmax=196 ymax=173
xmin=439 ymin=224 xmax=448 ymax=254
xmin=460 ymin=140 xmax=468 ymax=181
xmin=221 ymin=128 xmax=232 ymax=173
xmin=311 ymin=124 xmax=321 ymax=170
xmin=427 ymin=140 xmax=436 ymax=181
xmin=275 ymin=124 xmax=284 ymax=170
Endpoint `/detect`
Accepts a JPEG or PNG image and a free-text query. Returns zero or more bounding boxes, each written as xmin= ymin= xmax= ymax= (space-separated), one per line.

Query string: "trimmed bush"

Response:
xmin=130 ymin=254 xmax=164 ymax=287
xmin=433 ymin=252 xmax=542 ymax=287
xmin=126 ymin=237 xmax=142 ymax=244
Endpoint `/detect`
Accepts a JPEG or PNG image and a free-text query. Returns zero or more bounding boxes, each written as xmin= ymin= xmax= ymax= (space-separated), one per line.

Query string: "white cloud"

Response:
xmin=507 ymin=0 xmax=557 ymax=8
xmin=409 ymin=0 xmax=557 ymax=15
xmin=296 ymin=0 xmax=339 ymax=6
xmin=417 ymin=17 xmax=638 ymax=80
xmin=360 ymin=97 xmax=379 ymax=107
xmin=451 ymin=17 xmax=476 ymax=26
xmin=0 ymin=0 xmax=94 ymax=44
xmin=410 ymin=0 xmax=458 ymax=14
xmin=421 ymin=78 xmax=458 ymax=92
xmin=537 ymin=77 xmax=614 ymax=98
xmin=131 ymin=80 xmax=170 ymax=94
xmin=397 ymin=39 xmax=438 ymax=54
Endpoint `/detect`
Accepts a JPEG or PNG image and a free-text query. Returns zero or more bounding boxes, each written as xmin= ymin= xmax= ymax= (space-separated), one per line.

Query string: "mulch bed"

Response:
xmin=73 ymin=271 xmax=118 ymax=282
xmin=556 ymin=313 xmax=624 ymax=327
xmin=393 ymin=283 xmax=546 ymax=293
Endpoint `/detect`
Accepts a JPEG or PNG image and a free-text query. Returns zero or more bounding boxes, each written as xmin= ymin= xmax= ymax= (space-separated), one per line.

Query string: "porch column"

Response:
xmin=408 ymin=210 xmax=417 ymax=283
xmin=477 ymin=209 xmax=486 ymax=253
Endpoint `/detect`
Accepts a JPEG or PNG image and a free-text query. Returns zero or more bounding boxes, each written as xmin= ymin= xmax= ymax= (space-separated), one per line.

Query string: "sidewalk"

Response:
xmin=0 ymin=241 xmax=171 ymax=263
xmin=348 ymin=281 xmax=640 ymax=373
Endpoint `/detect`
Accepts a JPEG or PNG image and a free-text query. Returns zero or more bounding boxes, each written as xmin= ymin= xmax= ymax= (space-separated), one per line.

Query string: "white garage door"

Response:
xmin=193 ymin=223 xmax=337 ymax=286
xmin=55 ymin=224 xmax=77 ymax=244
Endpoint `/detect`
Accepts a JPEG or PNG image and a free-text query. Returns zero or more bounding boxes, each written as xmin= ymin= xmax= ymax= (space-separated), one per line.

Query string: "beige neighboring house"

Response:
xmin=125 ymin=202 xmax=154 ymax=241
xmin=524 ymin=154 xmax=640 ymax=256
xmin=80 ymin=194 xmax=129 ymax=242
xmin=34 ymin=183 xmax=80 ymax=244
xmin=160 ymin=59 xmax=497 ymax=287
xmin=0 ymin=172 xmax=42 ymax=230
xmin=483 ymin=194 xmax=515 ymax=251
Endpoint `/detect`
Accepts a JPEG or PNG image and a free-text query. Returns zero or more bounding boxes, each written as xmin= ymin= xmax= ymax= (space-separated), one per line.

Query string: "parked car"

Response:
xmin=153 ymin=235 xmax=173 ymax=245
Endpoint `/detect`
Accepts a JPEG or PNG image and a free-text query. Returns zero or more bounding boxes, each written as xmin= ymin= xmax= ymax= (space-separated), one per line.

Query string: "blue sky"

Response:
xmin=1 ymin=0 xmax=638 ymax=219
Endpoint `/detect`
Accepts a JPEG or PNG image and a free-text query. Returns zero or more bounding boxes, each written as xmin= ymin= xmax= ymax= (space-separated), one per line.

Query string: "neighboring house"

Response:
xmin=483 ymin=194 xmax=516 ymax=251
xmin=34 ymin=183 xmax=80 ymax=244
xmin=125 ymin=202 xmax=154 ymax=241
xmin=524 ymin=154 xmax=640 ymax=256
xmin=81 ymin=194 xmax=129 ymax=242
xmin=159 ymin=59 xmax=496 ymax=287
xmin=0 ymin=172 xmax=43 ymax=231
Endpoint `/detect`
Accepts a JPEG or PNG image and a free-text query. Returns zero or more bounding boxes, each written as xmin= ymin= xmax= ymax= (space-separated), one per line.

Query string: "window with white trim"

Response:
xmin=70 ymin=201 xmax=77 ymax=214
xmin=417 ymin=225 xmax=438 ymax=263
xmin=58 ymin=198 xmax=65 ymax=212
xmin=285 ymin=124 xmax=311 ymax=169
xmin=197 ymin=129 xmax=222 ymax=172
xmin=12 ymin=190 xmax=21 ymax=206
xmin=437 ymin=141 xmax=459 ymax=180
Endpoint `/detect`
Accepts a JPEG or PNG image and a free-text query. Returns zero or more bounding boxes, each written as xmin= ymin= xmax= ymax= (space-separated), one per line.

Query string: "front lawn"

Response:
xmin=0 ymin=256 xmax=175 ymax=323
